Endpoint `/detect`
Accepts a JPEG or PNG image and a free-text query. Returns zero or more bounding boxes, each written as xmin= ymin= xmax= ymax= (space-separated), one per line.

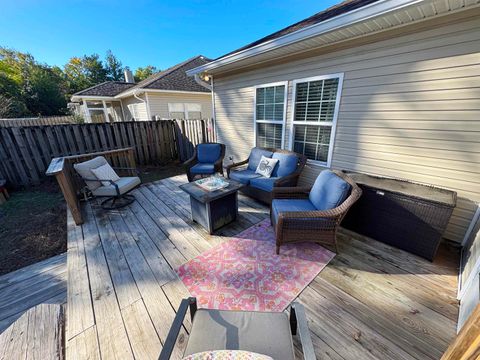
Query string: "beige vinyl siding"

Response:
xmin=121 ymin=95 xmax=149 ymax=121
xmin=147 ymin=92 xmax=212 ymax=119
xmin=213 ymin=14 xmax=480 ymax=243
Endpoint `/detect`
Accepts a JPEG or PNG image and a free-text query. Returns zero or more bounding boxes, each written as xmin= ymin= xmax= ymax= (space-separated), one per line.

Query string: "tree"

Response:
xmin=105 ymin=50 xmax=123 ymax=81
xmin=64 ymin=54 xmax=107 ymax=94
xmin=134 ymin=65 xmax=158 ymax=82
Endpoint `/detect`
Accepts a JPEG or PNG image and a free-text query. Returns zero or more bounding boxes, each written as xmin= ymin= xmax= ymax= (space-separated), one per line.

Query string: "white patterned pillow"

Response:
xmin=183 ymin=350 xmax=273 ymax=360
xmin=255 ymin=155 xmax=278 ymax=178
xmin=91 ymin=163 xmax=120 ymax=187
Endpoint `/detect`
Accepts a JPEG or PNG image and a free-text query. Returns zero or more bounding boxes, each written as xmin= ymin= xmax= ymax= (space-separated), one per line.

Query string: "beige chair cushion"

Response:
xmin=91 ymin=177 xmax=141 ymax=197
xmin=91 ymin=163 xmax=120 ymax=187
xmin=184 ymin=309 xmax=295 ymax=360
xmin=73 ymin=156 xmax=108 ymax=191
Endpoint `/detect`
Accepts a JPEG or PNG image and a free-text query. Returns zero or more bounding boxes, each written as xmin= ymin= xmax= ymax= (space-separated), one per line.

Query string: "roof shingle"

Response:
xmin=73 ymin=81 xmax=136 ymax=97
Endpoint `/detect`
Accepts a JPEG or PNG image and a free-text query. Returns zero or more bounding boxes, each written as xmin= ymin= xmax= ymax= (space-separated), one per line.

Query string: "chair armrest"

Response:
xmin=183 ymin=153 xmax=198 ymax=168
xmin=272 ymin=187 xmax=311 ymax=199
xmin=224 ymin=159 xmax=249 ymax=177
xmin=274 ymin=173 xmax=301 ymax=188
xmin=290 ymin=303 xmax=315 ymax=360
xmin=82 ymin=178 xmax=120 ymax=196
xmin=159 ymin=297 xmax=197 ymax=360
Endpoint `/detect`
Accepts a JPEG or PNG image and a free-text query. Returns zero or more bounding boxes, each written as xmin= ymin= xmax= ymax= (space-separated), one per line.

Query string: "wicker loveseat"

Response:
xmin=225 ymin=147 xmax=307 ymax=204
xmin=270 ymin=170 xmax=362 ymax=254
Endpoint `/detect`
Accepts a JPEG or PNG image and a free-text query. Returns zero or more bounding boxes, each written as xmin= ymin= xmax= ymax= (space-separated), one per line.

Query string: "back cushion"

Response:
xmin=271 ymin=152 xmax=298 ymax=177
xmin=309 ymin=170 xmax=351 ymax=210
xmin=248 ymin=148 xmax=274 ymax=171
xmin=197 ymin=143 xmax=221 ymax=163
xmin=74 ymin=156 xmax=108 ymax=191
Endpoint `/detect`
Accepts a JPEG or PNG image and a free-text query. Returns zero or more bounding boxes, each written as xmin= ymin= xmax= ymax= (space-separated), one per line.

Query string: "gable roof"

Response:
xmin=73 ymin=55 xmax=212 ymax=99
xmin=126 ymin=55 xmax=212 ymax=94
xmin=73 ymin=81 xmax=136 ymax=97
xmin=216 ymin=0 xmax=380 ymax=61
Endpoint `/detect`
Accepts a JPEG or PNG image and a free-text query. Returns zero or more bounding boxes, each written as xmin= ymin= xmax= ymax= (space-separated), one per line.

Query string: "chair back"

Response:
xmin=326 ymin=170 xmax=362 ymax=221
xmin=197 ymin=143 xmax=224 ymax=163
xmin=73 ymin=156 xmax=108 ymax=191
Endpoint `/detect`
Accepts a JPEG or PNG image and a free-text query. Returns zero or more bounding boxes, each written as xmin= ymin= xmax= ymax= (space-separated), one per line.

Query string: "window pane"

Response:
xmin=296 ymin=83 xmax=308 ymax=102
xmin=256 ymin=88 xmax=265 ymax=103
xmin=256 ymin=105 xmax=265 ymax=120
xmin=294 ymin=103 xmax=307 ymax=121
xmin=306 ymin=102 xmax=320 ymax=121
xmin=264 ymin=104 xmax=274 ymax=120
xmin=320 ymin=101 xmax=336 ymax=122
xmin=188 ymin=111 xmax=202 ymax=119
xmin=308 ymin=81 xmax=323 ymax=101
xmin=257 ymin=123 xmax=282 ymax=148
xmin=322 ymin=78 xmax=339 ymax=101
xmin=264 ymin=87 xmax=275 ymax=103
xmin=273 ymin=103 xmax=283 ymax=121
xmin=170 ymin=111 xmax=185 ymax=119
xmin=293 ymin=124 xmax=331 ymax=162
xmin=274 ymin=85 xmax=285 ymax=103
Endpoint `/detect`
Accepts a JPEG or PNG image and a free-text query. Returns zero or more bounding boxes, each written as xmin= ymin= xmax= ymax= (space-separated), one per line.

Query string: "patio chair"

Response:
xmin=184 ymin=143 xmax=226 ymax=182
xmin=271 ymin=170 xmax=362 ymax=254
xmin=159 ymin=297 xmax=315 ymax=360
xmin=73 ymin=156 xmax=141 ymax=210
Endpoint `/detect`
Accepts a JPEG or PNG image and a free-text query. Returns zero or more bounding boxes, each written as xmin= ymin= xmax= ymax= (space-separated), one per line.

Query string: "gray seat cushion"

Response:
xmin=73 ymin=156 xmax=108 ymax=191
xmin=184 ymin=309 xmax=295 ymax=360
xmin=92 ymin=177 xmax=141 ymax=197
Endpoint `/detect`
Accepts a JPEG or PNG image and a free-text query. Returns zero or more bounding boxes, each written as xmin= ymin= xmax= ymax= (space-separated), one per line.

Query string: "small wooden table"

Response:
xmin=179 ymin=179 xmax=244 ymax=234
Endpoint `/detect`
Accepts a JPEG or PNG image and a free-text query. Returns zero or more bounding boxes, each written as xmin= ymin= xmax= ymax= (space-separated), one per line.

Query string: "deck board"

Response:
xmin=65 ymin=174 xmax=459 ymax=360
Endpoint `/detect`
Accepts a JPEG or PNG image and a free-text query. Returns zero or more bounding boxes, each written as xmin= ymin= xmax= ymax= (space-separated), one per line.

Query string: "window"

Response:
xmin=290 ymin=73 xmax=343 ymax=166
xmin=254 ymin=82 xmax=287 ymax=148
xmin=168 ymin=103 xmax=202 ymax=119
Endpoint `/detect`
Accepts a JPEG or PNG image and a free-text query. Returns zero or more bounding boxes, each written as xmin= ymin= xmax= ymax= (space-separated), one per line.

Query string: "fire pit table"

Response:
xmin=179 ymin=177 xmax=244 ymax=234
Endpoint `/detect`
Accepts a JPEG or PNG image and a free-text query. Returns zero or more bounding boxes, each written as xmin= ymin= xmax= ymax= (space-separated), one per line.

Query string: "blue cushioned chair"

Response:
xmin=185 ymin=143 xmax=226 ymax=182
xmin=225 ymin=148 xmax=307 ymax=204
xmin=270 ymin=170 xmax=362 ymax=254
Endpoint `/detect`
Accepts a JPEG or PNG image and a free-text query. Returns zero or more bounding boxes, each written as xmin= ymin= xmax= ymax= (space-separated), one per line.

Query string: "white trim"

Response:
xmin=253 ymin=81 xmax=288 ymax=149
xmin=116 ymin=88 xmax=210 ymax=99
xmin=101 ymin=100 xmax=109 ymax=123
xmin=288 ymin=73 xmax=344 ymax=167
xmin=186 ymin=0 xmax=424 ymax=75
xmin=72 ymin=95 xmax=118 ymax=102
xmin=458 ymin=204 xmax=480 ymax=300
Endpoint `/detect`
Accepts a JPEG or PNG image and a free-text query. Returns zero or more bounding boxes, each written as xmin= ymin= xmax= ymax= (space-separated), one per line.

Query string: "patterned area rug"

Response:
xmin=177 ymin=219 xmax=335 ymax=311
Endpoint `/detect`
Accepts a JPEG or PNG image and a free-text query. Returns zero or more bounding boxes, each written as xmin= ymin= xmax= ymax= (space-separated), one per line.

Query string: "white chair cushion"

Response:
xmin=73 ymin=156 xmax=108 ymax=191
xmin=91 ymin=177 xmax=141 ymax=197
xmin=91 ymin=163 xmax=120 ymax=187
xmin=255 ymin=156 xmax=278 ymax=178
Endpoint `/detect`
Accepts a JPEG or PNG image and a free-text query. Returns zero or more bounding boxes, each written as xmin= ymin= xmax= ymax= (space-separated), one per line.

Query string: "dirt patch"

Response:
xmin=137 ymin=163 xmax=185 ymax=184
xmin=0 ymin=179 xmax=67 ymax=275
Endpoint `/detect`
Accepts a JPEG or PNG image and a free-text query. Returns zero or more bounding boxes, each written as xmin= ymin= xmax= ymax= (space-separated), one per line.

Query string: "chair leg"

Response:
xmin=101 ymin=194 xmax=135 ymax=210
xmin=276 ymin=245 xmax=280 ymax=255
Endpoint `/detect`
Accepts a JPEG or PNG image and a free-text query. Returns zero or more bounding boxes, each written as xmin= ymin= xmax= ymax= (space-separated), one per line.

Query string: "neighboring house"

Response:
xmin=187 ymin=0 xmax=480 ymax=330
xmin=70 ymin=55 xmax=213 ymax=122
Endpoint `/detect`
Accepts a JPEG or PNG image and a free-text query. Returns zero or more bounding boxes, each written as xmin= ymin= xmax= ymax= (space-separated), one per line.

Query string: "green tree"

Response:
xmin=105 ymin=50 xmax=123 ymax=81
xmin=64 ymin=54 xmax=107 ymax=94
xmin=134 ymin=65 xmax=158 ymax=82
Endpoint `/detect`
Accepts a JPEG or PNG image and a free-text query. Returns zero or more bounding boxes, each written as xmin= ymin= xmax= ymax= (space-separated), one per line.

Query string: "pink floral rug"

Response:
xmin=177 ymin=219 xmax=335 ymax=312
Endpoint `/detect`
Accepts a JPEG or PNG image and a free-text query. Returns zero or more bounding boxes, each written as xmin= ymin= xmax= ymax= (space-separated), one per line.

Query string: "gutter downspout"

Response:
xmin=133 ymin=89 xmax=148 ymax=121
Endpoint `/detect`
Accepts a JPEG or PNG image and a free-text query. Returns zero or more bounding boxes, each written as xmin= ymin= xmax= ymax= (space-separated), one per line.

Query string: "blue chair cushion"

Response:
xmin=197 ymin=144 xmax=222 ymax=164
xmin=271 ymin=199 xmax=316 ymax=225
xmin=309 ymin=170 xmax=351 ymax=210
xmin=249 ymin=177 xmax=280 ymax=192
xmin=229 ymin=169 xmax=261 ymax=184
xmin=271 ymin=152 xmax=298 ymax=177
xmin=248 ymin=148 xmax=274 ymax=171
xmin=190 ymin=163 xmax=215 ymax=174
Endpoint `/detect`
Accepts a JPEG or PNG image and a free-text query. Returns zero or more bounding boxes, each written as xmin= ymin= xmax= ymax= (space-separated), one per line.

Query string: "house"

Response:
xmin=70 ymin=55 xmax=213 ymax=122
xmin=187 ymin=0 xmax=480 ymax=328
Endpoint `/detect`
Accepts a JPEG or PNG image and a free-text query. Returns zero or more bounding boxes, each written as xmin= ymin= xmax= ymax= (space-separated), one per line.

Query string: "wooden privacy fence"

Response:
xmin=0 ymin=115 xmax=75 ymax=127
xmin=0 ymin=118 xmax=215 ymax=186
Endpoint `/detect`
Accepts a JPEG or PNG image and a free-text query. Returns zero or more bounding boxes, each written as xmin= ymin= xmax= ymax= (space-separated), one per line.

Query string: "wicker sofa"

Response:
xmin=270 ymin=170 xmax=362 ymax=254
xmin=225 ymin=147 xmax=307 ymax=204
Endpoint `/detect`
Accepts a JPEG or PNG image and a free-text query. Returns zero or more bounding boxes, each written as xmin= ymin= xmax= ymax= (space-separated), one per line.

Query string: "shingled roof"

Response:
xmin=73 ymin=55 xmax=211 ymax=98
xmin=215 ymin=0 xmax=380 ymax=60
xmin=73 ymin=81 xmax=136 ymax=97
xmin=129 ymin=55 xmax=211 ymax=93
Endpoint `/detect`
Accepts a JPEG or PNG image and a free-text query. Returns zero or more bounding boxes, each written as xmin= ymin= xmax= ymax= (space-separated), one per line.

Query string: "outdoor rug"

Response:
xmin=177 ymin=219 xmax=335 ymax=312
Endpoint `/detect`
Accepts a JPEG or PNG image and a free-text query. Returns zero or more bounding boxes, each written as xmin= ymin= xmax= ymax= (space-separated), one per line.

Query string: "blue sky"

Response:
xmin=0 ymin=1 xmax=338 ymax=71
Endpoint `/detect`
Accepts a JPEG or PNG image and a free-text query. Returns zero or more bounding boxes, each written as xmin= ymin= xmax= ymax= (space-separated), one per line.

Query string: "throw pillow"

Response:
xmin=91 ymin=163 xmax=120 ymax=187
xmin=255 ymin=155 xmax=278 ymax=178
xmin=183 ymin=350 xmax=273 ymax=360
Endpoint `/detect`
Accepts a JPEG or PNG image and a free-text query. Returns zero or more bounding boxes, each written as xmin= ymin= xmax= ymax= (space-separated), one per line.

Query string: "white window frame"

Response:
xmin=168 ymin=103 xmax=203 ymax=120
xmin=253 ymin=81 xmax=288 ymax=149
xmin=288 ymin=73 xmax=344 ymax=167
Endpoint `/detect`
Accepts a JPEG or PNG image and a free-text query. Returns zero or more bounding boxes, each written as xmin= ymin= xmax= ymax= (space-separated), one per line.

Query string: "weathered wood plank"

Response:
xmin=66 ymin=325 xmax=101 ymax=360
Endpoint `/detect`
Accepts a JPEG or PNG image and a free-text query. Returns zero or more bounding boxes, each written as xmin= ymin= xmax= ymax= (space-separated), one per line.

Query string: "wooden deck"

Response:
xmin=65 ymin=174 xmax=460 ymax=360
xmin=0 ymin=253 xmax=67 ymax=334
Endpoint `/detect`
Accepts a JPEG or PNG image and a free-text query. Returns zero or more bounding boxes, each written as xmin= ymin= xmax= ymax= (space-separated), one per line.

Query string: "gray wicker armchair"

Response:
xmin=270 ymin=170 xmax=362 ymax=254
xmin=184 ymin=143 xmax=226 ymax=182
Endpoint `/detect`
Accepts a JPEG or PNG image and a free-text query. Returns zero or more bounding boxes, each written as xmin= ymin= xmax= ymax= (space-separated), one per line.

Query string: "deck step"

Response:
xmin=0 ymin=303 xmax=64 ymax=359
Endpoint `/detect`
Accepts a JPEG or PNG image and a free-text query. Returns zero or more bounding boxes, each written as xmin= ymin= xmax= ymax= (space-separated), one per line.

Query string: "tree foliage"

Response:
xmin=134 ymin=65 xmax=158 ymax=82
xmin=0 ymin=46 xmax=159 ymax=118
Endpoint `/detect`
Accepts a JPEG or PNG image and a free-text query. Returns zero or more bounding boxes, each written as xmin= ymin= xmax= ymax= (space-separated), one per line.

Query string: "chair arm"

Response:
xmin=274 ymin=173 xmax=301 ymax=187
xmin=224 ymin=159 xmax=249 ymax=177
xmin=271 ymin=187 xmax=311 ymax=199
xmin=183 ymin=152 xmax=198 ymax=168
xmin=159 ymin=297 xmax=197 ymax=360
xmin=290 ymin=303 xmax=315 ymax=360
xmin=82 ymin=178 xmax=120 ymax=196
